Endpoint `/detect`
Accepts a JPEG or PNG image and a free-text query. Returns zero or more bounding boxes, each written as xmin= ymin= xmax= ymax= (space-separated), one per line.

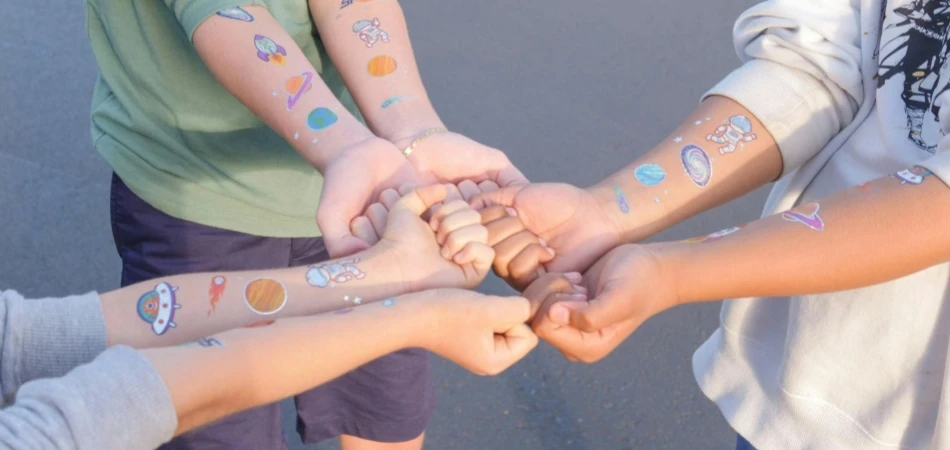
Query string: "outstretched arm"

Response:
xmin=0 ymin=289 xmax=535 ymax=449
xmin=533 ymin=165 xmax=950 ymax=362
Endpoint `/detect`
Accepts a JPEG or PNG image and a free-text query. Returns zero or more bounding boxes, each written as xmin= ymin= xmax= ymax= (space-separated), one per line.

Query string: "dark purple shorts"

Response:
xmin=109 ymin=174 xmax=436 ymax=448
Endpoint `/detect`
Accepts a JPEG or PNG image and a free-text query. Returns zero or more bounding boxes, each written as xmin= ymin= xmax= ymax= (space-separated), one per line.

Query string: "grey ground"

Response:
xmin=0 ymin=1 xmax=765 ymax=449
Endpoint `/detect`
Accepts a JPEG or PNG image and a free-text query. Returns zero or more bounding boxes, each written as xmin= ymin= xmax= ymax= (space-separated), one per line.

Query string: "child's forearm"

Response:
xmin=99 ymin=245 xmax=408 ymax=349
xmin=141 ymin=294 xmax=423 ymax=435
xmin=310 ymin=0 xmax=444 ymax=143
xmin=589 ymin=95 xmax=783 ymax=243
xmin=192 ymin=6 xmax=373 ymax=171
xmin=663 ymin=168 xmax=950 ymax=303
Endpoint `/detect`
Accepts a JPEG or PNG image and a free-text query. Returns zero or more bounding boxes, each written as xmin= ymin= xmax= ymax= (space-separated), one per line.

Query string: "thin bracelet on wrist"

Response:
xmin=401 ymin=127 xmax=448 ymax=157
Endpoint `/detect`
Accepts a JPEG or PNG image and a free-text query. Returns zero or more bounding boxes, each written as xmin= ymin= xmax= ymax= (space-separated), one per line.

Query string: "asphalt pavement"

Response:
xmin=0 ymin=1 xmax=765 ymax=448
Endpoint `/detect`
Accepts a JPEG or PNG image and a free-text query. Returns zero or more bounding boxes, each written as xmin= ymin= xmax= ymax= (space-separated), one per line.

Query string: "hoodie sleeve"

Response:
xmin=704 ymin=0 xmax=865 ymax=176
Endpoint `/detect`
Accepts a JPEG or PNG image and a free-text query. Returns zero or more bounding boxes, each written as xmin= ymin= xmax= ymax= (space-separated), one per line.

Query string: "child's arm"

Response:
xmin=0 ymin=289 xmax=535 ymax=448
xmin=191 ymin=5 xmax=375 ymax=170
xmin=533 ymin=167 xmax=950 ymax=362
xmin=99 ymin=184 xmax=492 ymax=349
xmin=474 ymin=0 xmax=865 ymax=287
xmin=308 ymin=1 xmax=527 ymax=201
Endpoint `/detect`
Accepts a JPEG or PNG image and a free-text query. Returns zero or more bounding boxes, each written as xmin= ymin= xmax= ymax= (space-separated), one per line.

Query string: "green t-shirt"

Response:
xmin=86 ymin=0 xmax=362 ymax=237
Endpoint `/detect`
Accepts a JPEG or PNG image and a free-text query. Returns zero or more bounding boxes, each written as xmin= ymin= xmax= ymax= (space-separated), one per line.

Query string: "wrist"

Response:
xmin=396 ymin=290 xmax=441 ymax=348
xmin=374 ymin=105 xmax=446 ymax=145
xmin=586 ymin=183 xmax=639 ymax=245
xmin=310 ymin=123 xmax=377 ymax=173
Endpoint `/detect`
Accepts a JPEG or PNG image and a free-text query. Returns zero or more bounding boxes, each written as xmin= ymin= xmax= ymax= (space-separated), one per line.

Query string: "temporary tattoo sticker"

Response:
xmin=285 ymin=72 xmax=314 ymax=110
xmin=197 ymin=337 xmax=225 ymax=347
xmin=307 ymin=107 xmax=339 ymax=130
xmin=208 ymin=276 xmax=227 ymax=316
xmin=634 ymin=164 xmax=666 ymax=187
xmin=334 ymin=308 xmax=355 ymax=315
xmin=244 ymin=278 xmax=288 ymax=315
xmin=216 ymin=7 xmax=254 ymax=22
xmin=683 ymin=225 xmax=745 ymax=244
xmin=138 ymin=282 xmax=182 ymax=336
xmin=673 ymin=137 xmax=683 ymax=143
xmin=341 ymin=0 xmax=354 ymax=8
xmin=307 ymin=258 xmax=366 ymax=287
xmin=891 ymin=166 xmax=933 ymax=185
xmin=614 ymin=187 xmax=630 ymax=214
xmin=706 ymin=115 xmax=757 ymax=155
xmin=381 ymin=96 xmax=408 ymax=109
xmin=367 ymin=55 xmax=398 ymax=77
xmin=353 ymin=18 xmax=390 ymax=47
xmin=382 ymin=298 xmax=396 ymax=308
xmin=681 ymin=145 xmax=712 ymax=187
xmin=782 ymin=203 xmax=824 ymax=232
xmin=254 ymin=34 xmax=287 ymax=65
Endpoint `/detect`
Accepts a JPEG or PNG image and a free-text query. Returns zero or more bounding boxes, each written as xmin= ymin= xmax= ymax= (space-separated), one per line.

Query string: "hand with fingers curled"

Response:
xmin=523 ymin=244 xmax=679 ymax=363
xmin=470 ymin=183 xmax=626 ymax=291
xmin=352 ymin=183 xmax=498 ymax=292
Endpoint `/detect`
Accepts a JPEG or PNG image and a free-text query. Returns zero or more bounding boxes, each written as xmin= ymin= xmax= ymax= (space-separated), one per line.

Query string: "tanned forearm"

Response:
xmin=661 ymin=167 xmax=950 ymax=303
xmin=590 ymin=95 xmax=783 ymax=242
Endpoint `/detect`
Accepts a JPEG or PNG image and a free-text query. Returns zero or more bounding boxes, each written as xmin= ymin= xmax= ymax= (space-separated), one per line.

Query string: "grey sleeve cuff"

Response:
xmin=0 ymin=290 xmax=107 ymax=398
xmin=6 ymin=346 xmax=177 ymax=450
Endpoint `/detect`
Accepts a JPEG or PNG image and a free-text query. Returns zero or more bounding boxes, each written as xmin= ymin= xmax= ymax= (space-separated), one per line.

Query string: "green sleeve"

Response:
xmin=163 ymin=0 xmax=267 ymax=40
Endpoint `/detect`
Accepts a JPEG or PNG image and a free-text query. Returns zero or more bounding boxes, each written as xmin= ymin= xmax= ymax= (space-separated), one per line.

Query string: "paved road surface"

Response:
xmin=0 ymin=1 xmax=764 ymax=448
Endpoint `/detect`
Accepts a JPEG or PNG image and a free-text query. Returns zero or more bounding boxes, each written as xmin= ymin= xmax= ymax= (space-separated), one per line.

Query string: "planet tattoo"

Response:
xmin=367 ymin=55 xmax=398 ymax=77
xmin=285 ymin=72 xmax=314 ymax=110
xmin=634 ymin=164 xmax=666 ymax=186
xmin=680 ymin=145 xmax=712 ymax=187
xmin=244 ymin=278 xmax=288 ymax=315
xmin=307 ymin=107 xmax=339 ymax=131
xmin=138 ymin=282 xmax=182 ymax=335
xmin=254 ymin=34 xmax=287 ymax=65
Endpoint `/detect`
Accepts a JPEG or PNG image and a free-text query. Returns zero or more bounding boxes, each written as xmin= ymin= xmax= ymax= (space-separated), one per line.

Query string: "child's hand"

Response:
xmin=530 ymin=244 xmax=677 ymax=363
xmin=472 ymin=183 xmax=622 ymax=291
xmin=479 ymin=206 xmax=556 ymax=291
xmin=368 ymin=184 xmax=495 ymax=291
xmin=406 ymin=288 xmax=537 ymax=375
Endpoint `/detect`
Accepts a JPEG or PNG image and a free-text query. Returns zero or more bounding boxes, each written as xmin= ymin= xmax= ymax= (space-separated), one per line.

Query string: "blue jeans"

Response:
xmin=736 ymin=435 xmax=758 ymax=450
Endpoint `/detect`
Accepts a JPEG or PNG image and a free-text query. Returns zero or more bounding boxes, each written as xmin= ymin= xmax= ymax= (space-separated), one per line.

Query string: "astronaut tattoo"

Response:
xmin=353 ymin=18 xmax=390 ymax=48
xmin=306 ymin=258 xmax=366 ymax=288
xmin=705 ymin=115 xmax=757 ymax=155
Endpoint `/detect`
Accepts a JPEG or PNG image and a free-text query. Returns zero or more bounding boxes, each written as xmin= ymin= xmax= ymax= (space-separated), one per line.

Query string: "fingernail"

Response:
xmin=545 ymin=247 xmax=556 ymax=257
xmin=573 ymin=284 xmax=587 ymax=294
xmin=453 ymin=251 xmax=467 ymax=263
xmin=506 ymin=207 xmax=518 ymax=217
xmin=551 ymin=305 xmax=570 ymax=325
xmin=538 ymin=238 xmax=548 ymax=247
xmin=430 ymin=220 xmax=439 ymax=231
xmin=564 ymin=272 xmax=582 ymax=283
xmin=440 ymin=246 xmax=450 ymax=259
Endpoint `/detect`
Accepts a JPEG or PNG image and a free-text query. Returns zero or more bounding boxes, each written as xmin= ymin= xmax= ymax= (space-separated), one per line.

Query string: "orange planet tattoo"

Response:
xmin=367 ymin=55 xmax=397 ymax=77
xmin=244 ymin=278 xmax=288 ymax=315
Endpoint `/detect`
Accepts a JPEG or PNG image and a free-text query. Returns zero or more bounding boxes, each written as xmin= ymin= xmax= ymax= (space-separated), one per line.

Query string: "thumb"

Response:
xmin=470 ymin=185 xmax=524 ymax=211
xmin=549 ymin=293 xmax=623 ymax=333
xmin=489 ymin=296 xmax=532 ymax=333
xmin=489 ymin=323 xmax=538 ymax=374
xmin=391 ymin=184 xmax=450 ymax=218
xmin=317 ymin=194 xmax=371 ymax=258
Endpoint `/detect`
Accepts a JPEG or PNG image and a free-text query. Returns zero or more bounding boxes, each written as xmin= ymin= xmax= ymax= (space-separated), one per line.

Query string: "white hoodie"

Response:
xmin=694 ymin=0 xmax=950 ymax=448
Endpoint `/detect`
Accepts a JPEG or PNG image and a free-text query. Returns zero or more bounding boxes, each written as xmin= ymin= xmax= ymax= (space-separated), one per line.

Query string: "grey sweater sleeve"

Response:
xmin=0 ymin=290 xmax=108 ymax=398
xmin=0 ymin=346 xmax=178 ymax=449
